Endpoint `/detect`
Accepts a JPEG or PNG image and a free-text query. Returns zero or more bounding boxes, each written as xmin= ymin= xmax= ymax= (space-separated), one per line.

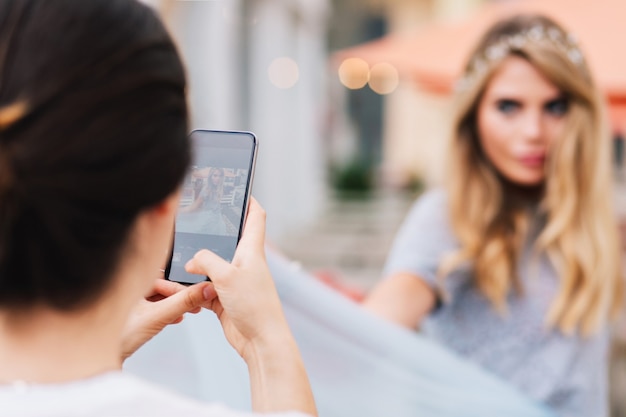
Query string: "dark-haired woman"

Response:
xmin=0 ymin=1 xmax=315 ymax=416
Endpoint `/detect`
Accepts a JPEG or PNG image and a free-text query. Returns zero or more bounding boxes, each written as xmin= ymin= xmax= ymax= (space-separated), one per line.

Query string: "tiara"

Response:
xmin=456 ymin=24 xmax=585 ymax=92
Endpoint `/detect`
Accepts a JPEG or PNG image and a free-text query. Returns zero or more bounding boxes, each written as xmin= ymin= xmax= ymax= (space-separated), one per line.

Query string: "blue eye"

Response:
xmin=545 ymin=98 xmax=569 ymax=116
xmin=496 ymin=99 xmax=520 ymax=114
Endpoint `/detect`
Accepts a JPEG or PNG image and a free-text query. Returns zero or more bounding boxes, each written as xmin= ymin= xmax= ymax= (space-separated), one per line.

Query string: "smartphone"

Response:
xmin=165 ymin=129 xmax=258 ymax=284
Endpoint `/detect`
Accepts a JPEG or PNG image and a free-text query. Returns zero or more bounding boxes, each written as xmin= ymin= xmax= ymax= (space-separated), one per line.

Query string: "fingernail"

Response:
xmin=202 ymin=285 xmax=212 ymax=300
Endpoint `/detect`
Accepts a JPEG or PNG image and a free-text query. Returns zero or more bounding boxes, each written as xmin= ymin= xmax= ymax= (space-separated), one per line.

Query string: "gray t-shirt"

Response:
xmin=383 ymin=189 xmax=609 ymax=417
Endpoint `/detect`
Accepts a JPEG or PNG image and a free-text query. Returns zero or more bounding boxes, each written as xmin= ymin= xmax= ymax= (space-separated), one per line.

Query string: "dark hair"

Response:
xmin=0 ymin=0 xmax=190 ymax=310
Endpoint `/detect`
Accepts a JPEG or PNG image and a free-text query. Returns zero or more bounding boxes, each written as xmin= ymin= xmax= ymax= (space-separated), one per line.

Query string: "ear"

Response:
xmin=114 ymin=190 xmax=182 ymax=301
xmin=149 ymin=190 xmax=181 ymax=218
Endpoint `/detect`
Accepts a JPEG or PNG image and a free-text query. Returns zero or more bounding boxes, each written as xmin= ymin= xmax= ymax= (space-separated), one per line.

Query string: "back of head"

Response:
xmin=0 ymin=0 xmax=190 ymax=311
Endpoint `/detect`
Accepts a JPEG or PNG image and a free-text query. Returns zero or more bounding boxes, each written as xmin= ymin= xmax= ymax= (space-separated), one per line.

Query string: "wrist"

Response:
xmin=242 ymin=330 xmax=300 ymax=368
xmin=243 ymin=331 xmax=316 ymax=416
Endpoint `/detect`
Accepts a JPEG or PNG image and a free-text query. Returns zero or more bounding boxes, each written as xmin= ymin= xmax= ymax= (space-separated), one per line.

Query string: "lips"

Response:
xmin=518 ymin=154 xmax=545 ymax=167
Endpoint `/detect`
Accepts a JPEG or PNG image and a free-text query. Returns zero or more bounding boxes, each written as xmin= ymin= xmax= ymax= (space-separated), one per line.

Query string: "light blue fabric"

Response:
xmin=126 ymin=250 xmax=554 ymax=417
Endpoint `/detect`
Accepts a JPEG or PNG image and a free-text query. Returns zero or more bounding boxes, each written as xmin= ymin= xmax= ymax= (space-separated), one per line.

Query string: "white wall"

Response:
xmin=166 ymin=0 xmax=243 ymax=130
xmin=247 ymin=0 xmax=329 ymax=239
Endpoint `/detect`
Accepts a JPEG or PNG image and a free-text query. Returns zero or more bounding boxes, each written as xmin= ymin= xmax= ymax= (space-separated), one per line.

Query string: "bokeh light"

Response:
xmin=268 ymin=57 xmax=300 ymax=89
xmin=338 ymin=57 xmax=370 ymax=89
xmin=368 ymin=62 xmax=399 ymax=95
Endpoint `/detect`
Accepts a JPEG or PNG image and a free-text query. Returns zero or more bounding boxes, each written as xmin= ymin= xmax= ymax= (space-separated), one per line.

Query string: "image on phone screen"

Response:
xmin=166 ymin=130 xmax=257 ymax=284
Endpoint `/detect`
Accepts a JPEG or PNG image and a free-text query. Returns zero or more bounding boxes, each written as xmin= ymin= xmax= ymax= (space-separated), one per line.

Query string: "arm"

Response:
xmin=243 ymin=330 xmax=315 ymax=414
xmin=363 ymin=190 xmax=450 ymax=330
xmin=185 ymin=198 xmax=317 ymax=416
xmin=362 ymin=272 xmax=436 ymax=329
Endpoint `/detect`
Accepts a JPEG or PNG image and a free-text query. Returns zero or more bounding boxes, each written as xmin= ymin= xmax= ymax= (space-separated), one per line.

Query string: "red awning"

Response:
xmin=333 ymin=0 xmax=626 ymax=131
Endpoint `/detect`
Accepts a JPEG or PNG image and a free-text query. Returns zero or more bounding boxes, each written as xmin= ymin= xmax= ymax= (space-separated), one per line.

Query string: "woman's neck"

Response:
xmin=500 ymin=177 xmax=545 ymax=208
xmin=0 ymin=300 xmax=126 ymax=385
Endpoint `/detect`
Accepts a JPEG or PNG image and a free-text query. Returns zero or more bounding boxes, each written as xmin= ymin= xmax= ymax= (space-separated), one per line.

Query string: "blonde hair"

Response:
xmin=442 ymin=15 xmax=623 ymax=336
xmin=206 ymin=167 xmax=225 ymax=202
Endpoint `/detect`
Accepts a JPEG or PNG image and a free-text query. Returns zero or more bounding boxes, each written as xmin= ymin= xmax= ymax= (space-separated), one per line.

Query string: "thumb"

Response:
xmin=236 ymin=198 xmax=266 ymax=254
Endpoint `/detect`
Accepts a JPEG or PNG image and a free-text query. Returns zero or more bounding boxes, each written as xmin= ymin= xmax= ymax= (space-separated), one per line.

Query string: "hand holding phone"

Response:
xmin=165 ymin=129 xmax=258 ymax=285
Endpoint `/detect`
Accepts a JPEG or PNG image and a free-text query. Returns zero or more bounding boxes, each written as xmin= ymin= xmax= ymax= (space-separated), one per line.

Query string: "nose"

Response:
xmin=521 ymin=109 xmax=543 ymax=142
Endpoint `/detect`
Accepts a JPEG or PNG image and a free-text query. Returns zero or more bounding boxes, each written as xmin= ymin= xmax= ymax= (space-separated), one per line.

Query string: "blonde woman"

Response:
xmin=363 ymin=14 xmax=623 ymax=417
xmin=179 ymin=167 xmax=228 ymax=235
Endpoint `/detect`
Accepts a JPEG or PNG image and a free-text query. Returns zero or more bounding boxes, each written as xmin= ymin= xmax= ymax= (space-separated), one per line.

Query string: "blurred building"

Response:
xmin=140 ymin=0 xmax=516 ymax=240
xmin=328 ymin=0 xmax=488 ymax=188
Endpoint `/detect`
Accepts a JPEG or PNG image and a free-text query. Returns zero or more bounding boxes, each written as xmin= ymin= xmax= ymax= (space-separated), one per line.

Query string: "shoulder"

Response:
xmin=383 ymin=188 xmax=456 ymax=280
xmin=401 ymin=188 xmax=450 ymax=232
xmin=413 ymin=187 xmax=447 ymax=210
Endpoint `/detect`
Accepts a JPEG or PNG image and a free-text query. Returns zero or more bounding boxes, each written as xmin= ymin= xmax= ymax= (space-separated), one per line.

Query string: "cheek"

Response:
xmin=545 ymin=117 xmax=567 ymax=148
xmin=477 ymin=107 xmax=512 ymax=162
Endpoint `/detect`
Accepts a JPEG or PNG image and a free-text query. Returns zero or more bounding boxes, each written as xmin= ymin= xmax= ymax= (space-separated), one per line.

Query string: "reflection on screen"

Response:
xmin=176 ymin=166 xmax=249 ymax=237
xmin=168 ymin=134 xmax=255 ymax=284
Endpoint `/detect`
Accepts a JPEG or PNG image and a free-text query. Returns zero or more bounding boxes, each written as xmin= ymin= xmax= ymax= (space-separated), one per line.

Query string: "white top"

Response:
xmin=0 ymin=371 xmax=313 ymax=417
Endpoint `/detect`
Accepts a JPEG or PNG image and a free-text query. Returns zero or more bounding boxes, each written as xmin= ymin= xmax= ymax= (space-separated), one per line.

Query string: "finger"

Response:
xmin=237 ymin=198 xmax=266 ymax=253
xmin=185 ymin=249 xmax=231 ymax=283
xmin=150 ymin=281 xmax=215 ymax=324
xmin=151 ymin=278 xmax=187 ymax=298
xmin=146 ymin=294 xmax=166 ymax=303
xmin=207 ymin=296 xmax=224 ymax=318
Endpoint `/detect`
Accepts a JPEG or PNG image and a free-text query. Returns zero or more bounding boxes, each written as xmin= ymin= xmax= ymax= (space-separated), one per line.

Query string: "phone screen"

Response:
xmin=166 ymin=130 xmax=257 ymax=284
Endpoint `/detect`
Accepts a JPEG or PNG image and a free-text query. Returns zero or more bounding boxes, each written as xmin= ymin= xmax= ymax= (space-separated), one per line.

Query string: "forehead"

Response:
xmin=483 ymin=55 xmax=561 ymax=100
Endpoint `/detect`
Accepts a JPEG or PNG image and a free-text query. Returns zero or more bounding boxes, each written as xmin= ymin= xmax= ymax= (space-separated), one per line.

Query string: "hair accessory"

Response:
xmin=0 ymin=101 xmax=27 ymax=131
xmin=456 ymin=24 xmax=584 ymax=92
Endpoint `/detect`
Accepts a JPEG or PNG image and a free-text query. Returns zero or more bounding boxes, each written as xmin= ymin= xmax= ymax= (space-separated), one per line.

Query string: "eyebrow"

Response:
xmin=489 ymin=95 xmax=567 ymax=109
xmin=544 ymin=94 xmax=568 ymax=102
xmin=489 ymin=89 xmax=565 ymax=100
